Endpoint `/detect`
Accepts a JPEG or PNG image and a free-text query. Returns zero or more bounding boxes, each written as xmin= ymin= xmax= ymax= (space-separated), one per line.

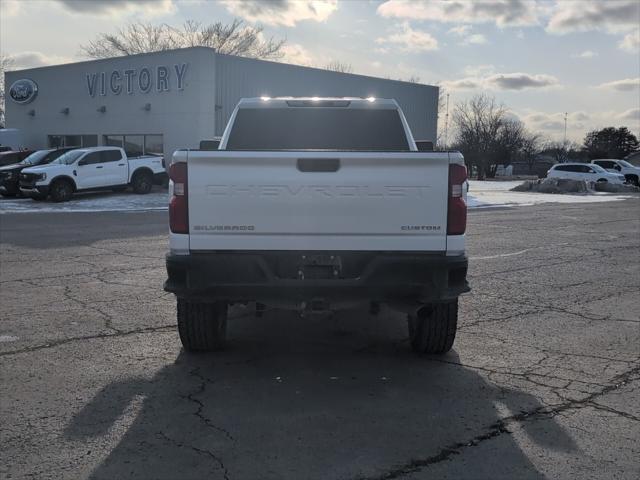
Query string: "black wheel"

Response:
xmin=131 ymin=170 xmax=153 ymax=194
xmin=177 ymin=299 xmax=228 ymax=352
xmin=50 ymin=179 xmax=74 ymax=202
xmin=408 ymin=300 xmax=458 ymax=354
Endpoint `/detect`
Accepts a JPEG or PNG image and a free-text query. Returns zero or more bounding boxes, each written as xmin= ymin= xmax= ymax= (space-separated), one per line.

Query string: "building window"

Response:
xmin=104 ymin=135 xmax=123 ymax=148
xmin=103 ymin=134 xmax=163 ymax=158
xmin=123 ymin=135 xmax=144 ymax=157
xmin=82 ymin=135 xmax=98 ymax=147
xmin=48 ymin=135 xmax=98 ymax=148
xmin=144 ymin=135 xmax=163 ymax=157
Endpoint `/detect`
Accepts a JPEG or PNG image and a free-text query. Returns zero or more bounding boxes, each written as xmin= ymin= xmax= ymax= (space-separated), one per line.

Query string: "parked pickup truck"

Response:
xmin=591 ymin=159 xmax=640 ymax=186
xmin=164 ymin=97 xmax=470 ymax=354
xmin=20 ymin=146 xmax=165 ymax=201
xmin=0 ymin=147 xmax=76 ymax=197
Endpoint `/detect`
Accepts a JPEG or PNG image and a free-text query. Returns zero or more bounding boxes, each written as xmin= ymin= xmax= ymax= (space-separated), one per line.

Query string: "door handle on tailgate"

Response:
xmin=297 ymin=158 xmax=340 ymax=172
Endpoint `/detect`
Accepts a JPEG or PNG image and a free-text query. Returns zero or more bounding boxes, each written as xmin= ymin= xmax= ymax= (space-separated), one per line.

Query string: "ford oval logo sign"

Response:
xmin=9 ymin=79 xmax=38 ymax=104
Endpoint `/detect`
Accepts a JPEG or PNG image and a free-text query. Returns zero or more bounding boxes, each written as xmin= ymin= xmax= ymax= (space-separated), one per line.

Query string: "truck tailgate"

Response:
xmin=186 ymin=151 xmax=449 ymax=251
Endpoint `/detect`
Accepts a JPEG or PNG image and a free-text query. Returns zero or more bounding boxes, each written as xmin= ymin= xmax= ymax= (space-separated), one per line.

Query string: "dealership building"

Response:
xmin=4 ymin=47 xmax=439 ymax=159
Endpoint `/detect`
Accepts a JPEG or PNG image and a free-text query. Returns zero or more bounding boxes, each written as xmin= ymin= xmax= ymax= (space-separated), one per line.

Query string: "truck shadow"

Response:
xmin=65 ymin=308 xmax=576 ymax=479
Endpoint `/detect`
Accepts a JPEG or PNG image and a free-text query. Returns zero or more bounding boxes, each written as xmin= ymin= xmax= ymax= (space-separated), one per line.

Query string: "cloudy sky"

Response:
xmin=2 ymin=0 xmax=639 ymax=142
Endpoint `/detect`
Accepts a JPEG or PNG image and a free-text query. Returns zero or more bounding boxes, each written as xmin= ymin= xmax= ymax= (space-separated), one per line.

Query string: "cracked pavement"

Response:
xmin=1 ymin=200 xmax=639 ymax=479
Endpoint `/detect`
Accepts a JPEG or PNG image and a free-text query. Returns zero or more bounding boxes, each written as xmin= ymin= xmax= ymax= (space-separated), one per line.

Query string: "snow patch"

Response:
xmin=0 ymin=191 xmax=169 ymax=214
xmin=468 ymin=181 xmax=636 ymax=208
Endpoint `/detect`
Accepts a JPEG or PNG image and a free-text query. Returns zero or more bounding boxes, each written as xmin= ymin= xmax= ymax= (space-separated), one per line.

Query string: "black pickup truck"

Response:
xmin=0 ymin=148 xmax=75 ymax=197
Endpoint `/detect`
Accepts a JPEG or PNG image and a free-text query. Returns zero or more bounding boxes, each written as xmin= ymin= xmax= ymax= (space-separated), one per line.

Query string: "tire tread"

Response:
xmin=408 ymin=300 xmax=458 ymax=354
xmin=177 ymin=299 xmax=227 ymax=352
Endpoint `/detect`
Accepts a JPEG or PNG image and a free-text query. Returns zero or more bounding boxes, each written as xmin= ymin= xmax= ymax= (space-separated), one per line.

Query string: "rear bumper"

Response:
xmin=164 ymin=251 xmax=469 ymax=306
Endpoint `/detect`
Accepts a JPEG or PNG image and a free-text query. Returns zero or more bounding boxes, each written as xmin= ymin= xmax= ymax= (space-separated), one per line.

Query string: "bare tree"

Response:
xmin=0 ymin=53 xmax=14 ymax=128
xmin=81 ymin=19 xmax=285 ymax=60
xmin=325 ymin=61 xmax=353 ymax=74
xmin=543 ymin=140 xmax=570 ymax=163
xmin=495 ymin=118 xmax=525 ymax=173
xmin=452 ymin=94 xmax=507 ymax=179
xmin=520 ymin=131 xmax=542 ymax=173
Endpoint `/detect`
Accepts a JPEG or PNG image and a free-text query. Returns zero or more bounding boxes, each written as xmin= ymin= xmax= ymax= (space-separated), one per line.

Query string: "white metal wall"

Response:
xmin=214 ymin=54 xmax=438 ymax=140
xmin=5 ymin=48 xmax=216 ymax=159
xmin=5 ymin=47 xmax=439 ymax=155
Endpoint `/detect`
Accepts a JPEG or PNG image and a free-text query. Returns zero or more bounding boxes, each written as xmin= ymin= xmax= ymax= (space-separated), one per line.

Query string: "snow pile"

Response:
xmin=0 ymin=191 xmax=168 ymax=214
xmin=511 ymin=178 xmax=590 ymax=194
xmin=510 ymin=178 xmax=639 ymax=194
xmin=468 ymin=180 xmax=637 ymax=208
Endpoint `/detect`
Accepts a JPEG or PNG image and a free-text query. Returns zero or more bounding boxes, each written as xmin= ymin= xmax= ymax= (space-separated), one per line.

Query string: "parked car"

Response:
xmin=0 ymin=149 xmax=34 ymax=167
xmin=547 ymin=163 xmax=626 ymax=184
xmin=0 ymin=147 xmax=76 ymax=197
xmin=164 ymin=97 xmax=470 ymax=354
xmin=591 ymin=159 xmax=640 ymax=186
xmin=19 ymin=146 xmax=165 ymax=202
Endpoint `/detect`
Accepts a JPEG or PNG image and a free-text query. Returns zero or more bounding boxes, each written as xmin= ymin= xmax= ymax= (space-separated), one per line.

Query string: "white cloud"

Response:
xmin=447 ymin=24 xmax=487 ymax=45
xmin=442 ymin=71 xmax=559 ymax=91
xmin=619 ymin=30 xmax=640 ymax=53
xmin=573 ymin=50 xmax=597 ymax=59
xmin=220 ymin=0 xmax=337 ymax=27
xmin=53 ymin=0 xmax=175 ymax=16
xmin=279 ymin=44 xmax=314 ymax=67
xmin=447 ymin=25 xmax=471 ymax=36
xmin=520 ymin=108 xmax=639 ymax=140
xmin=377 ymin=0 xmax=539 ymax=27
xmin=618 ymin=108 xmax=640 ymax=121
xmin=460 ymin=33 xmax=488 ymax=45
xmin=463 ymin=64 xmax=495 ymax=76
xmin=546 ymin=0 xmax=639 ymax=35
xmin=8 ymin=51 xmax=74 ymax=69
xmin=376 ymin=23 xmax=438 ymax=52
xmin=441 ymin=78 xmax=483 ymax=91
xmin=485 ymin=73 xmax=559 ymax=90
xmin=598 ymin=77 xmax=640 ymax=92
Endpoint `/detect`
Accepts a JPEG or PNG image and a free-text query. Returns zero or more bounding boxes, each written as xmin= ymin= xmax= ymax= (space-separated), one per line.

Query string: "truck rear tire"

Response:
xmin=177 ymin=299 xmax=228 ymax=352
xmin=408 ymin=300 xmax=458 ymax=354
xmin=131 ymin=170 xmax=153 ymax=194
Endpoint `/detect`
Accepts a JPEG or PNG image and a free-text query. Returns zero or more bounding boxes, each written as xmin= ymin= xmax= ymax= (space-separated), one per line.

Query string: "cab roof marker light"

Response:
xmin=367 ymin=96 xmax=376 ymax=102
xmin=260 ymin=96 xmax=271 ymax=101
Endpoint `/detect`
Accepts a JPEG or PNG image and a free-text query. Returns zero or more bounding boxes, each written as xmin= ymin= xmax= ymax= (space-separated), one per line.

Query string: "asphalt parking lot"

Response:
xmin=1 ymin=200 xmax=639 ymax=480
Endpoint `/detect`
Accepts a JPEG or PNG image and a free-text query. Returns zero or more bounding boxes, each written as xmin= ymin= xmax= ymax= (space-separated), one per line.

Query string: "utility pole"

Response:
xmin=444 ymin=93 xmax=450 ymax=149
xmin=563 ymin=112 xmax=568 ymax=145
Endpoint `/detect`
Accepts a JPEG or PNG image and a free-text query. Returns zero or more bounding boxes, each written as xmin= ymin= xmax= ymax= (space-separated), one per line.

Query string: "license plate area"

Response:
xmin=297 ymin=254 xmax=342 ymax=280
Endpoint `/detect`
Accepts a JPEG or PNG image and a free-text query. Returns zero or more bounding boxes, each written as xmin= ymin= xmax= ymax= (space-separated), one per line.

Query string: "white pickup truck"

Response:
xmin=164 ymin=97 xmax=470 ymax=354
xmin=19 ymin=146 xmax=165 ymax=202
xmin=591 ymin=159 xmax=640 ymax=186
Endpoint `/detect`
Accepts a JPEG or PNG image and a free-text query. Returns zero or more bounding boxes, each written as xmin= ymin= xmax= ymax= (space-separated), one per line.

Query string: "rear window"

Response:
xmin=225 ymin=108 xmax=410 ymax=151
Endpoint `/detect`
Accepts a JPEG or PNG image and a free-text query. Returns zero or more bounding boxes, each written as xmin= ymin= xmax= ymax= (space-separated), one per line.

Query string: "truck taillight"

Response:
xmin=447 ymin=164 xmax=467 ymax=235
xmin=169 ymin=162 xmax=188 ymax=234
